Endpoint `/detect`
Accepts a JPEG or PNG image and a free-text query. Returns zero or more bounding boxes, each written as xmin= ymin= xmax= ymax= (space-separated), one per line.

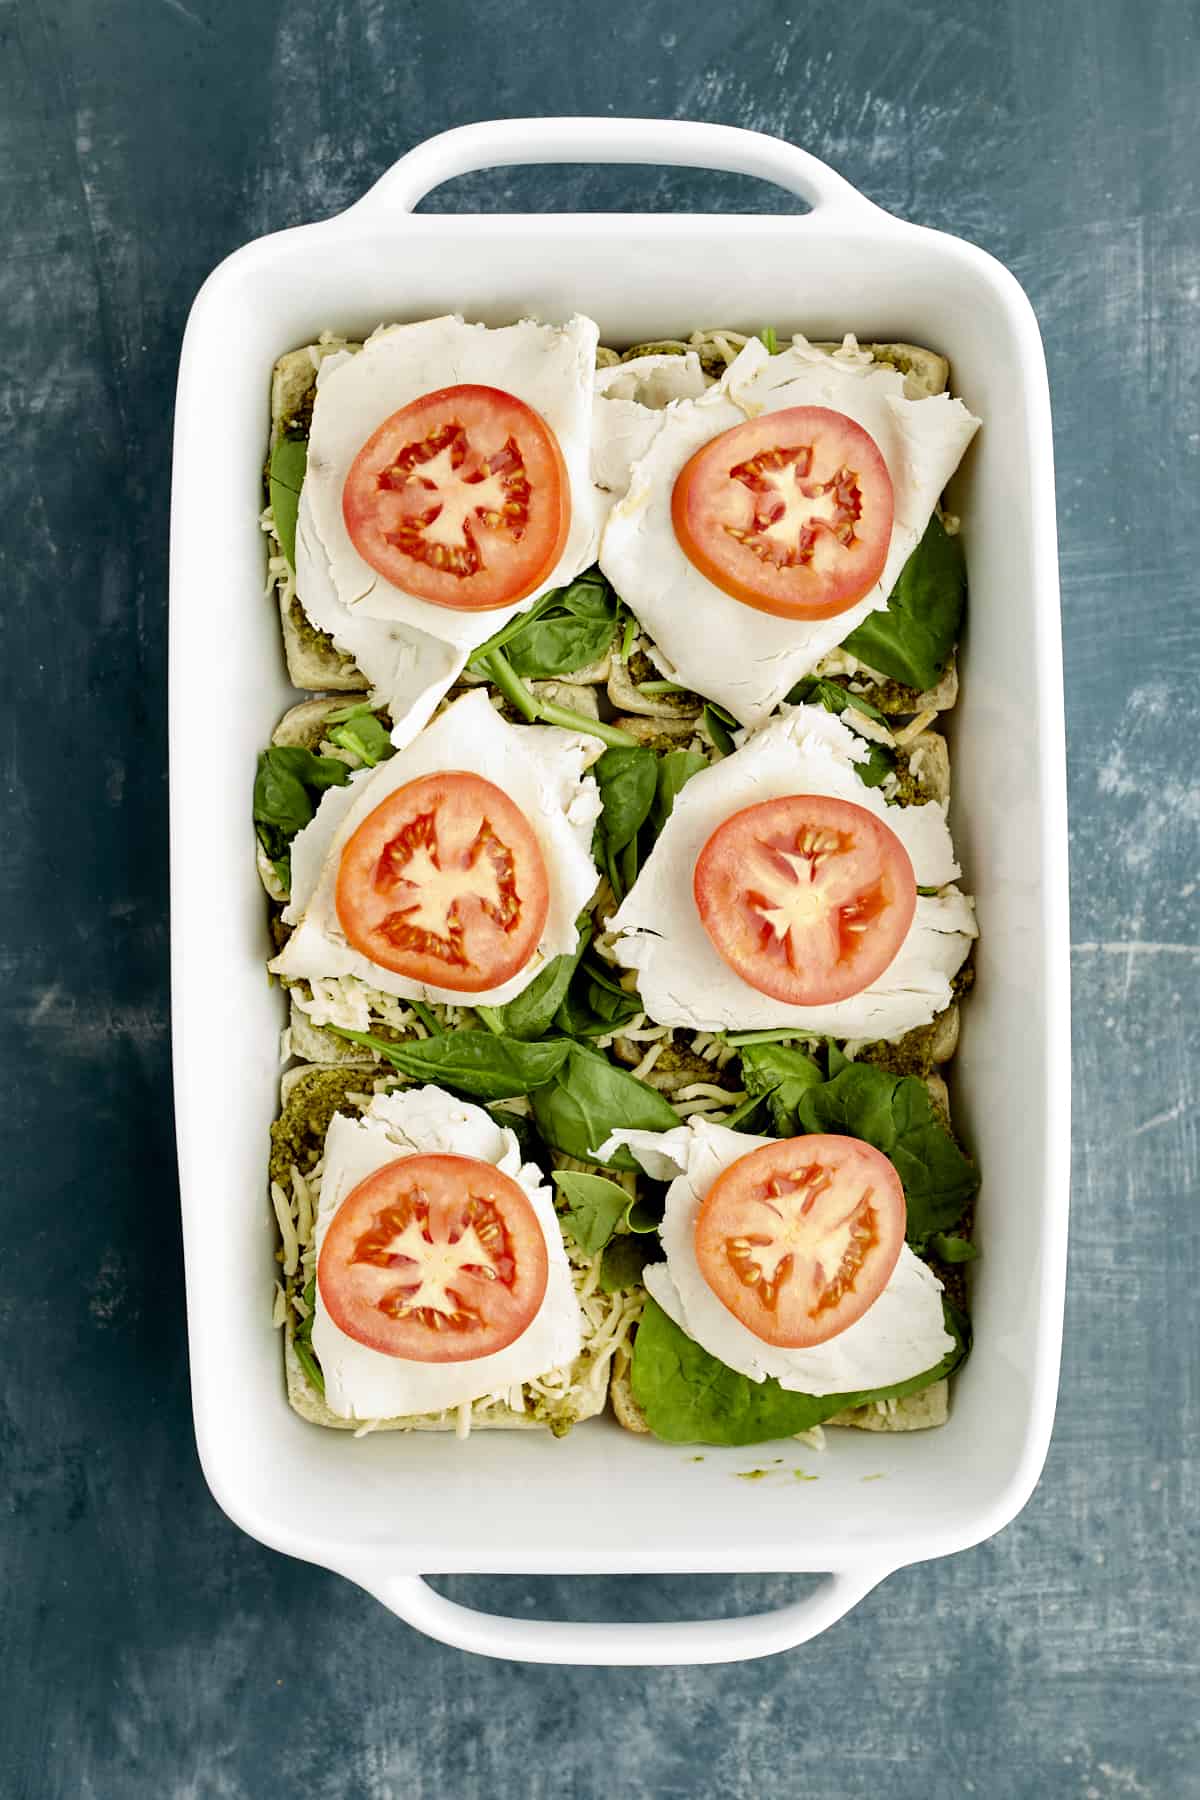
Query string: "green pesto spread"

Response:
xmin=885 ymin=744 xmax=929 ymax=807
xmin=268 ymin=1067 xmax=371 ymax=1189
xmin=620 ymin=341 xmax=689 ymax=362
xmin=855 ymin=1014 xmax=948 ymax=1080
xmin=861 ymin=344 xmax=914 ymax=377
xmin=279 ymin=383 xmax=316 ymax=441
xmin=286 ymin=596 xmax=355 ymax=669
xmin=637 ymin=1038 xmax=739 ymax=1088
xmin=826 ymin=671 xmax=931 ymax=718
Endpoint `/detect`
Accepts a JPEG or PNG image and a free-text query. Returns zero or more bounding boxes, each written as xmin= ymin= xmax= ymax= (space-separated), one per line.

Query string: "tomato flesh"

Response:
xmin=693 ymin=793 xmax=916 ymax=1007
xmin=695 ymin=1135 xmax=906 ymax=1348
xmin=672 ymin=406 xmax=894 ymax=620
xmin=335 ymin=771 xmax=550 ymax=992
xmin=342 ymin=384 xmax=571 ymax=611
xmin=318 ymin=1154 xmax=549 ymax=1362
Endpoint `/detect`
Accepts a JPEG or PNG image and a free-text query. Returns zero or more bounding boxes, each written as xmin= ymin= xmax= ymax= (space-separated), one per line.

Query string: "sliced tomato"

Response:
xmin=693 ymin=793 xmax=916 ymax=1007
xmin=318 ymin=1154 xmax=549 ymax=1362
xmin=672 ymin=406 xmax=894 ymax=620
xmin=335 ymin=771 xmax=549 ymax=993
xmin=695 ymin=1135 xmax=906 ymax=1348
xmin=342 ymin=384 xmax=570 ymax=611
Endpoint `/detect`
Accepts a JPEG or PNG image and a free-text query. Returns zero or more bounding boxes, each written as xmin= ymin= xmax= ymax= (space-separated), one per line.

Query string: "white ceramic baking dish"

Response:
xmin=170 ymin=117 xmax=1069 ymax=1666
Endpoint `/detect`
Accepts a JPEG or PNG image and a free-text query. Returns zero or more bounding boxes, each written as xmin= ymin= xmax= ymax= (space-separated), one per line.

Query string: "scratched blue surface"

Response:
xmin=2 ymin=2 xmax=1198 ymax=1796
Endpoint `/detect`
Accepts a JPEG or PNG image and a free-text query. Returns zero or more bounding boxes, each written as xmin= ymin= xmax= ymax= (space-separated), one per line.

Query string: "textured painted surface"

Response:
xmin=1 ymin=1 xmax=1197 ymax=1795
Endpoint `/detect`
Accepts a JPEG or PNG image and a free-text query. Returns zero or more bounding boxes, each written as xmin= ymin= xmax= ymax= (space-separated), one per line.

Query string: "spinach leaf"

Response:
xmin=787 ymin=675 xmax=886 ymax=723
xmin=552 ymin=1171 xmax=635 ymax=1253
xmin=268 ymin=433 xmax=308 ymax=570
xmin=785 ymin=677 xmax=895 ymax=787
xmin=552 ymin=1169 xmax=663 ymax=1252
xmin=853 ymin=743 xmax=897 ymax=789
xmin=928 ymin=1233 xmax=980 ymax=1264
xmin=327 ymin=712 xmax=394 ymax=767
xmin=554 ymin=956 xmax=643 ymax=1039
xmin=826 ymin=1042 xmax=851 ymax=1078
xmin=468 ymin=568 xmax=617 ymax=677
xmin=702 ymin=702 xmax=737 ymax=757
xmin=840 ymin=514 xmax=966 ymax=691
xmin=260 ymin=744 xmax=353 ymax=799
xmin=792 ymin=1063 xmax=979 ymax=1244
xmin=293 ymin=1276 xmax=324 ymax=1393
xmin=482 ymin=644 xmax=637 ymax=749
xmin=253 ymin=754 xmax=311 ymax=841
xmin=631 ymin=1295 xmax=970 ymax=1446
xmin=719 ymin=1092 xmax=768 ymax=1132
xmin=503 ymin=571 xmax=618 ymax=677
xmin=489 ymin=1105 xmax=541 ymax=1162
xmin=652 ymin=750 xmax=708 ymax=833
xmin=253 ymin=745 xmax=351 ymax=860
xmin=599 ymin=1235 xmax=655 ymax=1294
xmin=328 ymin=1029 xmax=571 ymax=1103
xmin=530 ymin=1044 xmax=680 ymax=1169
xmin=738 ymin=1042 xmax=825 ymax=1136
xmin=293 ymin=1334 xmax=324 ymax=1395
xmin=321 ymin=701 xmax=377 ymax=723
xmin=594 ymin=746 xmax=658 ymax=851
xmin=476 ymin=925 xmax=589 ymax=1041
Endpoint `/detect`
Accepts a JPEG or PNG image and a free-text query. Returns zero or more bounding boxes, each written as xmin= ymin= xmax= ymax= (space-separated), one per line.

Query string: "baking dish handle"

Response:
xmin=344 ymin=118 xmax=888 ymax=222
xmin=353 ymin=1566 xmax=892 ymax=1666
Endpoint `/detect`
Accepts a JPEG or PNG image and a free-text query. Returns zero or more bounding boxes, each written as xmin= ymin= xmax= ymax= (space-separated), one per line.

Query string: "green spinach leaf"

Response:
xmin=476 ymin=925 xmax=589 ymax=1041
xmin=554 ymin=956 xmax=642 ymax=1039
xmin=488 ymin=1105 xmax=541 ymax=1161
xmin=652 ymin=750 xmax=708 ymax=833
xmin=840 ymin=514 xmax=966 ymax=691
xmin=631 ymin=1295 xmax=970 ymax=1446
xmin=530 ymin=1045 xmax=680 ymax=1169
xmin=552 ymin=1169 xmax=662 ymax=1252
xmin=253 ymin=745 xmax=351 ymax=860
xmin=327 ymin=712 xmax=395 ymax=767
xmin=787 ymin=675 xmax=886 ymax=722
xmin=928 ymin=1233 xmax=980 ymax=1264
xmin=702 ymin=702 xmax=737 ymax=757
xmin=785 ymin=677 xmax=895 ymax=787
xmin=504 ymin=571 xmax=618 ymax=677
xmin=268 ymin=433 xmax=308 ymax=570
xmin=792 ymin=1062 xmax=979 ymax=1243
xmin=468 ymin=568 xmax=617 ymax=677
xmin=594 ymin=746 xmax=658 ymax=852
xmin=293 ymin=1276 xmax=324 ymax=1393
xmin=599 ymin=1235 xmax=655 ymax=1294
xmin=552 ymin=1171 xmax=635 ymax=1253
xmin=328 ymin=1028 xmax=571 ymax=1103
xmin=737 ymin=1042 xmax=825 ymax=1136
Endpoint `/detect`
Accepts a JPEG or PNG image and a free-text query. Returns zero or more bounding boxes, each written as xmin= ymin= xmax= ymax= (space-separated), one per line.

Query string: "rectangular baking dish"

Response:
xmin=170 ymin=117 xmax=1069 ymax=1665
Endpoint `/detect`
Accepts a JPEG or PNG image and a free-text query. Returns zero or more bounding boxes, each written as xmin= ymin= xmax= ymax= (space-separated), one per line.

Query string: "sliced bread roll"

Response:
xmin=272 ymin=1064 xmax=623 ymax=1436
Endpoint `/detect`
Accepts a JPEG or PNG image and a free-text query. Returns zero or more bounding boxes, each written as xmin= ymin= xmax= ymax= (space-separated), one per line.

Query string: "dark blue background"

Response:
xmin=3 ymin=2 xmax=1197 ymax=1795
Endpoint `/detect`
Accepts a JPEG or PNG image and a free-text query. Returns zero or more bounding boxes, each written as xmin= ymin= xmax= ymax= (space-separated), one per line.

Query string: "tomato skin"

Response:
xmin=693 ymin=792 xmax=916 ymax=1008
xmin=672 ymin=406 xmax=894 ymax=621
xmin=342 ymin=384 xmax=571 ymax=612
xmin=318 ymin=1154 xmax=550 ymax=1362
xmin=694 ymin=1135 xmax=906 ymax=1348
xmin=335 ymin=771 xmax=550 ymax=993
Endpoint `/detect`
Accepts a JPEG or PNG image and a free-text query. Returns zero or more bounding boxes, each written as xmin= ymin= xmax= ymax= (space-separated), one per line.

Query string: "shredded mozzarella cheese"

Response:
xmin=894 ymin=710 xmax=939 ymax=747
